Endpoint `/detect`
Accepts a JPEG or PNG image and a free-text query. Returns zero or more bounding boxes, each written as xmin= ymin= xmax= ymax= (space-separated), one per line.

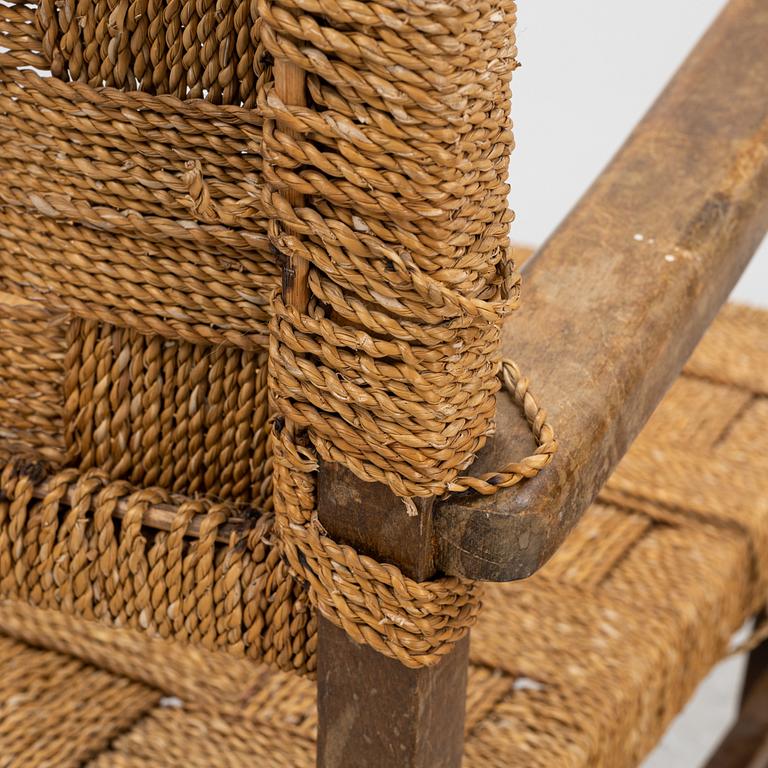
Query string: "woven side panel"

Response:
xmin=0 ymin=12 xmax=278 ymax=348
xmin=63 ymin=317 xmax=273 ymax=504
xmin=467 ymin=519 xmax=750 ymax=768
xmin=34 ymin=0 xmax=266 ymax=106
xmin=0 ymin=294 xmax=67 ymax=463
xmin=608 ymin=443 xmax=768 ymax=604
xmin=0 ymin=1 xmax=49 ymax=71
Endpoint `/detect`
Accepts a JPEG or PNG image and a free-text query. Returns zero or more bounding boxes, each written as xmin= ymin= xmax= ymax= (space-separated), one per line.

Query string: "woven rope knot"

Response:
xmin=181 ymin=160 xmax=218 ymax=221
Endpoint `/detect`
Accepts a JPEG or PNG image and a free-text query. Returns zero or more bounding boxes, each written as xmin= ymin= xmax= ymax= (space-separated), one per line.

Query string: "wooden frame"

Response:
xmin=273 ymin=0 xmax=768 ymax=764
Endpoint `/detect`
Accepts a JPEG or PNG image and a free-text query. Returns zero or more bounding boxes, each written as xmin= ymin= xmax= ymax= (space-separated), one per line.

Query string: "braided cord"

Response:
xmin=260 ymin=0 xmax=560 ymax=666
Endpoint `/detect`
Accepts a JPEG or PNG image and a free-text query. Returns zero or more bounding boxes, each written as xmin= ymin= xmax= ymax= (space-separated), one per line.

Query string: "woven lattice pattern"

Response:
xmin=0 ymin=73 xmax=277 ymax=347
xmin=0 ymin=0 xmax=540 ymax=668
xmin=0 ymin=294 xmax=67 ymax=463
xmin=1 ymin=0 xmax=277 ymax=346
xmin=0 ymin=302 xmax=764 ymax=767
xmin=35 ymin=0 xmax=266 ymax=104
xmin=63 ymin=318 xmax=272 ymax=502
xmin=0 ymin=0 xmax=304 ymax=671
xmin=0 ymin=288 xmax=317 ymax=672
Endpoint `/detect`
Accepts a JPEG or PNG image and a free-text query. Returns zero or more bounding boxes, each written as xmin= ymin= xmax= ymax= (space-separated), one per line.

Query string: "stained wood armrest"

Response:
xmin=435 ymin=0 xmax=768 ymax=580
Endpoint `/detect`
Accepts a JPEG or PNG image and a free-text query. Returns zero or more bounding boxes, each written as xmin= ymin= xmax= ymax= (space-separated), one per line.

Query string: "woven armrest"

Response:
xmin=436 ymin=0 xmax=768 ymax=580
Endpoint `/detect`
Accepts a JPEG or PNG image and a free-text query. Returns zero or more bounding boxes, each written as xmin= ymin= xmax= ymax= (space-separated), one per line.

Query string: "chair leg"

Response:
xmin=317 ymin=618 xmax=468 ymax=768
xmin=316 ymin=462 xmax=469 ymax=767
xmin=704 ymin=611 xmax=768 ymax=768
xmin=741 ymin=609 xmax=768 ymax=708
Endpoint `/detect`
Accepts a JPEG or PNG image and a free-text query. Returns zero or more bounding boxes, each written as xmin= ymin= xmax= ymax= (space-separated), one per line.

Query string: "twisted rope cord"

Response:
xmin=447 ymin=360 xmax=557 ymax=496
xmin=273 ymin=358 xmax=556 ymax=667
xmin=259 ymin=0 xmax=557 ymax=665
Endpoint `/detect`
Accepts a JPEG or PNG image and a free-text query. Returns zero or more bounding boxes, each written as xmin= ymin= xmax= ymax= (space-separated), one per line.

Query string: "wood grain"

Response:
xmin=274 ymin=58 xmax=309 ymax=313
xmin=317 ymin=463 xmax=468 ymax=768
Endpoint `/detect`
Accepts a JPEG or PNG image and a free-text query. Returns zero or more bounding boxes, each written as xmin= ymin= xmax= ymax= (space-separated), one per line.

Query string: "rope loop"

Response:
xmin=447 ymin=359 xmax=557 ymax=496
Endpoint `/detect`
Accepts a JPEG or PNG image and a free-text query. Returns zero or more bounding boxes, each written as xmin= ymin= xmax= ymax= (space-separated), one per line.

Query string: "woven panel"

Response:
xmin=63 ymin=317 xmax=272 ymax=503
xmin=34 ymin=0 xmax=265 ymax=105
xmin=0 ymin=462 xmax=313 ymax=668
xmin=0 ymin=1 xmax=278 ymax=348
xmin=0 ymin=0 xmax=536 ymax=671
xmin=0 ymin=292 xmax=67 ymax=463
xmin=0 ymin=0 xmax=307 ymax=672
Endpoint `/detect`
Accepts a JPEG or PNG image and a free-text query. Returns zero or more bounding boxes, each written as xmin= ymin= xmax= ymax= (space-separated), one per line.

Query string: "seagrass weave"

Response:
xmin=0 ymin=301 xmax=764 ymax=768
xmin=1 ymin=0 xmax=312 ymax=674
xmin=0 ymin=0 xmax=553 ymax=672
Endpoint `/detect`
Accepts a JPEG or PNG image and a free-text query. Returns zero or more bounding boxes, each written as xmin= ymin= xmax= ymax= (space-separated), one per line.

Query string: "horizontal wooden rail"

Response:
xmin=435 ymin=0 xmax=768 ymax=580
xmin=28 ymin=480 xmax=242 ymax=544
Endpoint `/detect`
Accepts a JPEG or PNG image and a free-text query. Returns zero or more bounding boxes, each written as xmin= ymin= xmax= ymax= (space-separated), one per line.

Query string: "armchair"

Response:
xmin=0 ymin=0 xmax=765 ymax=765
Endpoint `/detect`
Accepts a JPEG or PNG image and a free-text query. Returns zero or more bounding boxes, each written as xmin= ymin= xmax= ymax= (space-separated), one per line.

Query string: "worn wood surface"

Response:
xmin=318 ymin=463 xmax=436 ymax=578
xmin=317 ymin=463 xmax=468 ymax=768
xmin=705 ymin=649 xmax=768 ymax=768
xmin=435 ymin=0 xmax=768 ymax=580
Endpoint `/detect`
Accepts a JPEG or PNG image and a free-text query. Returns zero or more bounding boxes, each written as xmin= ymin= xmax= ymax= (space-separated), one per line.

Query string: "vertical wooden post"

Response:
xmin=316 ymin=462 xmax=469 ymax=768
xmin=741 ymin=609 xmax=768 ymax=708
xmin=274 ymin=58 xmax=308 ymax=314
xmin=273 ymin=53 xmax=468 ymax=768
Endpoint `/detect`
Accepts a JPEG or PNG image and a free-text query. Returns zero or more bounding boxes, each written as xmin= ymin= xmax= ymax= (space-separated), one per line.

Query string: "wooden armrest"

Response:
xmin=435 ymin=0 xmax=768 ymax=581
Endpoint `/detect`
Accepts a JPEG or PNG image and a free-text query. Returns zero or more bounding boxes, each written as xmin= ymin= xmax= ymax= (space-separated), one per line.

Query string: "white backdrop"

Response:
xmin=510 ymin=0 xmax=768 ymax=307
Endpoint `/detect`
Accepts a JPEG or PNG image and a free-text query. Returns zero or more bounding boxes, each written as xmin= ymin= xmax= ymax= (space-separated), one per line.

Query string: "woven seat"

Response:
xmin=0 ymin=301 xmax=765 ymax=767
